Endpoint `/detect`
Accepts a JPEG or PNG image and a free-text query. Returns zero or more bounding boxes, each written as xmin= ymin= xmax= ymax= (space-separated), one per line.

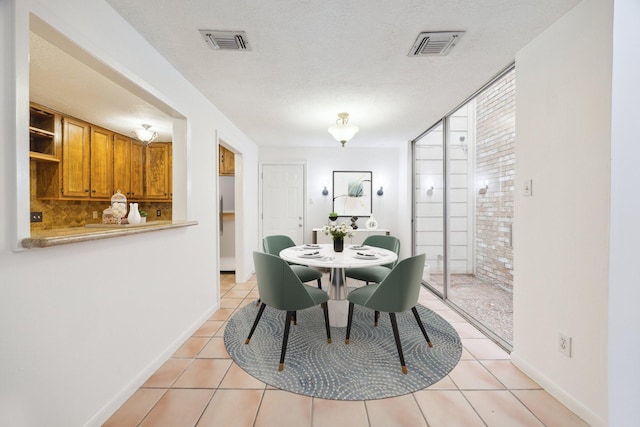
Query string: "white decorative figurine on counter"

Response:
xmin=127 ymin=202 xmax=141 ymax=225
xmin=366 ymin=214 xmax=378 ymax=230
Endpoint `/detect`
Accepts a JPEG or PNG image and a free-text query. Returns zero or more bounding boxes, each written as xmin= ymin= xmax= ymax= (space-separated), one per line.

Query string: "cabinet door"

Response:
xmin=61 ymin=117 xmax=90 ymax=197
xmin=145 ymin=143 xmax=170 ymax=199
xmin=130 ymin=141 xmax=145 ymax=199
xmin=90 ymin=127 xmax=113 ymax=198
xmin=113 ymin=134 xmax=132 ymax=197
xmin=219 ymin=145 xmax=235 ymax=176
xmin=167 ymin=143 xmax=172 ymax=199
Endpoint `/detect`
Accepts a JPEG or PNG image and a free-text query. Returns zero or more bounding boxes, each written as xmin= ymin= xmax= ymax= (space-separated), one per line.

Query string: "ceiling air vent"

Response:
xmin=409 ymin=31 xmax=465 ymax=56
xmin=199 ymin=30 xmax=251 ymax=51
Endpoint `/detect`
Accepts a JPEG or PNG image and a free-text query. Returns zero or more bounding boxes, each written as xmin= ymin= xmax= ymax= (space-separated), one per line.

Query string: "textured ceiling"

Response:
xmin=31 ymin=0 xmax=582 ymax=148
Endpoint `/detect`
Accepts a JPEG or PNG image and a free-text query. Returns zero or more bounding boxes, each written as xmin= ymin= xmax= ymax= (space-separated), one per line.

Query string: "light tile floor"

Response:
xmin=104 ymin=273 xmax=588 ymax=427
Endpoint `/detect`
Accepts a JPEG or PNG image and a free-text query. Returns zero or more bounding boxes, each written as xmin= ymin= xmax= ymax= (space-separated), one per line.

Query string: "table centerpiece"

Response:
xmin=322 ymin=221 xmax=354 ymax=252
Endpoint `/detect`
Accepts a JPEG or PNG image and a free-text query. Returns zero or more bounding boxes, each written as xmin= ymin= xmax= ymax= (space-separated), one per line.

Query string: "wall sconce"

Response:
xmin=322 ymin=186 xmax=329 ymax=196
xmin=459 ymin=136 xmax=468 ymax=153
xmin=376 ymin=186 xmax=384 ymax=196
xmin=479 ymin=181 xmax=489 ymax=194
xmin=131 ymin=124 xmax=157 ymax=146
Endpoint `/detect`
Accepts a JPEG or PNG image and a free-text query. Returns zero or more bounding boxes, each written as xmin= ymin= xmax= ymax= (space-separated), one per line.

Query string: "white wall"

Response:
xmin=512 ymin=0 xmax=612 ymax=425
xmin=260 ymin=146 xmax=412 ymax=259
xmin=608 ymin=0 xmax=640 ymax=425
xmin=0 ymin=0 xmax=258 ymax=425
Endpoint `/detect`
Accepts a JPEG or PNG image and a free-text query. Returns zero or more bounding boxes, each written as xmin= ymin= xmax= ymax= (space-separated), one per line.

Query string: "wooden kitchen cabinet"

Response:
xmin=90 ymin=126 xmax=113 ymax=198
xmin=131 ymin=141 xmax=144 ymax=198
xmin=219 ymin=145 xmax=234 ymax=176
xmin=61 ymin=116 xmax=90 ymax=197
xmin=31 ymin=102 xmax=171 ymax=202
xmin=144 ymin=142 xmax=171 ymax=200
xmin=30 ymin=103 xmax=62 ymax=198
xmin=113 ymin=134 xmax=145 ymax=199
xmin=29 ymin=103 xmax=61 ymax=162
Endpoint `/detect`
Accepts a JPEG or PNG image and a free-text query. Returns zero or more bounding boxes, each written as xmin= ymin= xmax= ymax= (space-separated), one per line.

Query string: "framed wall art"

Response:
xmin=332 ymin=171 xmax=372 ymax=217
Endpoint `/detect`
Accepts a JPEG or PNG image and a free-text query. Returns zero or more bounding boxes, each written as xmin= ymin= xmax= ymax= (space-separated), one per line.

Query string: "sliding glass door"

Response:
xmin=413 ymin=66 xmax=515 ymax=348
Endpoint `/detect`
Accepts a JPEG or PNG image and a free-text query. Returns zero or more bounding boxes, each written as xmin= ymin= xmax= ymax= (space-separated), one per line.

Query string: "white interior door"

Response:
xmin=262 ymin=164 xmax=305 ymax=244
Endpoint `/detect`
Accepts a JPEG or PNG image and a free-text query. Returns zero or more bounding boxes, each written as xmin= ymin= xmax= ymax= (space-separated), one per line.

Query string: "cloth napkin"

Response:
xmin=357 ymin=252 xmax=375 ymax=257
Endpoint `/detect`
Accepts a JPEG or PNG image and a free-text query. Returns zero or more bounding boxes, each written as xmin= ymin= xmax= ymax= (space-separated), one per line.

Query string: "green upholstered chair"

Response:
xmin=345 ymin=235 xmax=401 ymax=285
xmin=247 ymin=251 xmax=331 ymax=371
xmin=345 ymin=253 xmax=431 ymax=374
xmin=263 ymin=235 xmax=323 ymax=289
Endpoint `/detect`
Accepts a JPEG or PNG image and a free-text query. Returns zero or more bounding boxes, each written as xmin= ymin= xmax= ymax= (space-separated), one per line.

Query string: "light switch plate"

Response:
xmin=523 ymin=179 xmax=533 ymax=197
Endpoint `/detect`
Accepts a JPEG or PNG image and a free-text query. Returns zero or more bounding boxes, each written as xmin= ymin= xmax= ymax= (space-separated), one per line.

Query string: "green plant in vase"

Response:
xmin=139 ymin=210 xmax=147 ymax=223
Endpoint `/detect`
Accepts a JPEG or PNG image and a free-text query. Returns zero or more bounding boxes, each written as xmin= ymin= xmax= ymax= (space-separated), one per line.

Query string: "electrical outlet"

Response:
xmin=523 ymin=179 xmax=533 ymax=197
xmin=30 ymin=212 xmax=43 ymax=223
xmin=558 ymin=333 xmax=572 ymax=357
xmin=156 ymin=209 xmax=161 ymax=217
xmin=92 ymin=211 xmax=98 ymax=219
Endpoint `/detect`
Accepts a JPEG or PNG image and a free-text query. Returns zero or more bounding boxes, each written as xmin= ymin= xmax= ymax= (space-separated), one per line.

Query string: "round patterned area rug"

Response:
xmin=224 ymin=301 xmax=462 ymax=400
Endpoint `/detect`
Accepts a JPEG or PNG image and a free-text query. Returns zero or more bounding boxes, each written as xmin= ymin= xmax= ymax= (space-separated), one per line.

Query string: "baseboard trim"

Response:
xmin=510 ymin=351 xmax=605 ymax=427
xmin=84 ymin=303 xmax=219 ymax=427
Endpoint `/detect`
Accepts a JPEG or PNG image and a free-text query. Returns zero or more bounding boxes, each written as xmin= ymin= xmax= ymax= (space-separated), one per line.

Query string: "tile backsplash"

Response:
xmin=30 ymin=161 xmax=172 ymax=231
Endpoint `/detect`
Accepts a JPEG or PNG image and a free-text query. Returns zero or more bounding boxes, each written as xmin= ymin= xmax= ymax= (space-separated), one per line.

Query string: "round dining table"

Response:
xmin=280 ymin=243 xmax=398 ymax=327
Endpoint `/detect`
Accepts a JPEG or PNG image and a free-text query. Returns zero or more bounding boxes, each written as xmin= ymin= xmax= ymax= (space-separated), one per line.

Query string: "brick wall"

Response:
xmin=474 ymin=69 xmax=515 ymax=289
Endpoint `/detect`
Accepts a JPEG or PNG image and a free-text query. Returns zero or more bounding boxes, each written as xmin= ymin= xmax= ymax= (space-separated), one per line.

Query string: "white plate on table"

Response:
xmin=299 ymin=252 xmax=322 ymax=259
xmin=354 ymin=252 xmax=379 ymax=260
xmin=303 ymin=244 xmax=321 ymax=249
xmin=349 ymin=245 xmax=369 ymax=250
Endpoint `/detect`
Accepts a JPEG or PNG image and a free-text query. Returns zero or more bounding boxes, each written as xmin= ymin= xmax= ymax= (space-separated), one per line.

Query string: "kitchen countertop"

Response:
xmin=22 ymin=220 xmax=198 ymax=248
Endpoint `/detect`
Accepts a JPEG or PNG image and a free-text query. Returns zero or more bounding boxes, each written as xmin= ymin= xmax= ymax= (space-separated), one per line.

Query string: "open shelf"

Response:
xmin=29 ymin=151 xmax=60 ymax=163
xmin=29 ymin=105 xmax=58 ymax=157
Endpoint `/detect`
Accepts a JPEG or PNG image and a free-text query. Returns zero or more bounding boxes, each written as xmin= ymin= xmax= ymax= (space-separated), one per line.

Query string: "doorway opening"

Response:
xmin=218 ymin=141 xmax=238 ymax=275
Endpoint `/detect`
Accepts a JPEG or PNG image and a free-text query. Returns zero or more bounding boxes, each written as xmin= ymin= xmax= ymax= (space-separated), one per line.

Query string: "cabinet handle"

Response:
xmin=85 ymin=189 xmax=90 ymax=192
xmin=91 ymin=190 xmax=96 ymax=193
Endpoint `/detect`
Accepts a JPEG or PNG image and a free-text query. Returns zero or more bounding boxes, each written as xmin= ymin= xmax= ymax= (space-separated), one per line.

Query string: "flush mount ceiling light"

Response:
xmin=132 ymin=124 xmax=157 ymax=146
xmin=328 ymin=112 xmax=359 ymax=147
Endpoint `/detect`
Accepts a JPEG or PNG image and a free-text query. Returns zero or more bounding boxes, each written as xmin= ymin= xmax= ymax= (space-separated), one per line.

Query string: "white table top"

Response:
xmin=279 ymin=243 xmax=397 ymax=269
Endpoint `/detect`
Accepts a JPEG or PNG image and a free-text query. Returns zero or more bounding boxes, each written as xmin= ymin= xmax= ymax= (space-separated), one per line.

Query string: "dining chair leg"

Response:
xmin=345 ymin=302 xmax=355 ymax=344
xmin=245 ymin=303 xmax=266 ymax=344
xmin=316 ymin=278 xmax=322 ymax=290
xmin=292 ymin=311 xmax=297 ymax=325
xmin=322 ymin=302 xmax=332 ymax=343
xmin=374 ymin=310 xmax=380 ymax=327
xmin=279 ymin=311 xmax=294 ymax=371
xmin=411 ymin=306 xmax=433 ymax=347
xmin=389 ymin=312 xmax=408 ymax=374
xmin=256 ymin=298 xmax=261 ymax=306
